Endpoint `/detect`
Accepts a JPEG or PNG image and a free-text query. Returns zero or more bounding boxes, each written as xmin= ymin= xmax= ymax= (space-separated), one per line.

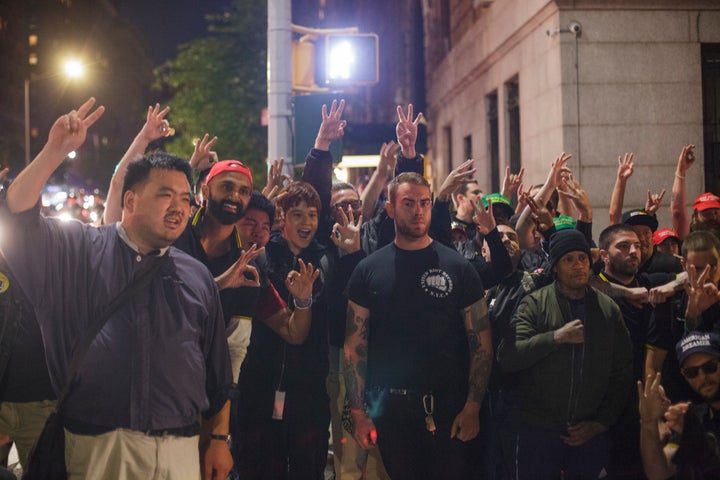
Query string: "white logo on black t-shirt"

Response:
xmin=420 ymin=269 xmax=453 ymax=298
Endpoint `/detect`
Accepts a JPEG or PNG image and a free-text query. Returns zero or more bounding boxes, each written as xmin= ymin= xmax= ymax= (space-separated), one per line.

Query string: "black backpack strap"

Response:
xmin=56 ymin=259 xmax=165 ymax=408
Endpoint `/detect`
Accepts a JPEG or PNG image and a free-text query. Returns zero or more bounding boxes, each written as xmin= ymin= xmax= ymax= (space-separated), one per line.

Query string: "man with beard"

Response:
xmin=639 ymin=332 xmax=720 ymax=479
xmin=622 ymin=209 xmax=683 ymax=275
xmin=646 ymin=231 xmax=720 ymax=404
xmin=344 ymin=172 xmax=492 ymax=479
xmin=498 ymin=229 xmax=632 ymax=479
xmin=596 ymin=223 xmax=673 ymax=478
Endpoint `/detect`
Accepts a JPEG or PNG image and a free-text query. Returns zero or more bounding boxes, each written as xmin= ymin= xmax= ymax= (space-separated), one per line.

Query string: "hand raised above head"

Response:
xmin=189 ymin=133 xmax=219 ymax=172
xmin=396 ymin=104 xmax=423 ymax=157
xmin=46 ymin=97 xmax=105 ymax=156
xmin=315 ymin=99 xmax=346 ymax=150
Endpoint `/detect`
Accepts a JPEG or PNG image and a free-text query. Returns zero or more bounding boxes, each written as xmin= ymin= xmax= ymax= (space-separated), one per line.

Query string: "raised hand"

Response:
xmin=617 ymin=153 xmax=634 ymax=181
xmin=638 ymin=372 xmax=671 ymax=425
xmin=214 ymin=245 xmax=265 ymax=290
xmin=315 ymin=99 xmax=346 ymax=150
xmin=285 ymin=258 xmax=320 ymax=302
xmin=331 ymin=206 xmax=362 ymax=254
xmin=645 ymin=189 xmax=666 ymax=215
xmin=139 ymin=103 xmax=172 ymax=143
xmin=377 ymin=141 xmax=400 ymax=182
xmin=515 ymin=183 xmax=529 ymax=214
xmin=558 ymin=172 xmax=592 ymax=220
xmin=396 ymin=104 xmax=423 ymax=158
xmin=545 ymin=152 xmax=573 ymax=189
xmin=501 ymin=166 xmax=525 ymax=199
xmin=676 ymin=144 xmax=696 ymax=176
xmin=263 ymin=158 xmax=292 ymax=201
xmin=472 ymin=198 xmax=496 ymax=236
xmin=46 ymin=97 xmax=105 ymax=156
xmin=684 ymin=264 xmax=720 ymax=319
xmin=437 ymin=159 xmax=476 ymax=201
xmin=189 ymin=133 xmax=219 ymax=172
xmin=527 ymin=196 xmax=554 ymax=232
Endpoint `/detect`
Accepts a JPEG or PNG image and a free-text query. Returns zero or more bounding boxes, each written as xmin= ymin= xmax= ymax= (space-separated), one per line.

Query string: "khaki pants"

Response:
xmin=0 ymin=400 xmax=56 ymax=468
xmin=65 ymin=428 xmax=200 ymax=480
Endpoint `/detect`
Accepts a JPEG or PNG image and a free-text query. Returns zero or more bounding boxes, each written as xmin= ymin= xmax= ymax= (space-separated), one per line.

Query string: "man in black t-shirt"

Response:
xmin=344 ymin=172 xmax=491 ymax=479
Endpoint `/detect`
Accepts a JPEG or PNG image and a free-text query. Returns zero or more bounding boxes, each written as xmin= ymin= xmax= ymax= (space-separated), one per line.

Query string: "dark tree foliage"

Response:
xmin=154 ymin=0 xmax=268 ymax=180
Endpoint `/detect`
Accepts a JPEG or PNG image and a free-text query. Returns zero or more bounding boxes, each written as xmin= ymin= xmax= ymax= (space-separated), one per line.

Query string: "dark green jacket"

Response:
xmin=497 ymin=281 xmax=632 ymax=429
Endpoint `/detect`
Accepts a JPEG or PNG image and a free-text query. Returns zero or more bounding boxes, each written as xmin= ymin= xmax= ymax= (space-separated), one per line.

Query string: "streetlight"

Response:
xmin=24 ymin=58 xmax=85 ymax=165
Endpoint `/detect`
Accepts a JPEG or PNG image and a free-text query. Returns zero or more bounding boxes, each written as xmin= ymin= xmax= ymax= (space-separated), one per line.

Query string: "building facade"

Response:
xmin=422 ymin=0 xmax=720 ymax=231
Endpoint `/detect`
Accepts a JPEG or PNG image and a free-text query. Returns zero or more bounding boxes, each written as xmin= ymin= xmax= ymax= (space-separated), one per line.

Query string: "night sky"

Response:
xmin=114 ymin=0 xmax=228 ymax=63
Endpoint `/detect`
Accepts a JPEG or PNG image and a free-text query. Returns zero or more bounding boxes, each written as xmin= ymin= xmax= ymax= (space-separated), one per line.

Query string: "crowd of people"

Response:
xmin=0 ymin=94 xmax=719 ymax=480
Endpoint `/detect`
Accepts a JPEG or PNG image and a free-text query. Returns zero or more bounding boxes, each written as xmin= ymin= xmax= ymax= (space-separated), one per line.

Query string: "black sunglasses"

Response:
xmin=332 ymin=200 xmax=362 ymax=211
xmin=682 ymin=358 xmax=719 ymax=379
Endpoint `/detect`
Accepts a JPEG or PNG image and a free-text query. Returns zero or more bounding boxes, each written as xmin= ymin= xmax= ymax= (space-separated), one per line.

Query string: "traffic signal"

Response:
xmin=323 ymin=33 xmax=379 ymax=86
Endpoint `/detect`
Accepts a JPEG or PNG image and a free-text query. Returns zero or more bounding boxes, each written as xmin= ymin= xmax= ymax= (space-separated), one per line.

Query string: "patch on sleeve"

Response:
xmin=0 ymin=272 xmax=9 ymax=294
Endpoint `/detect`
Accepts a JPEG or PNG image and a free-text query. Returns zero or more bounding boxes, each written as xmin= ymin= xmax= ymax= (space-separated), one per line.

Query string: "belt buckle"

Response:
xmin=388 ymin=388 xmax=410 ymax=395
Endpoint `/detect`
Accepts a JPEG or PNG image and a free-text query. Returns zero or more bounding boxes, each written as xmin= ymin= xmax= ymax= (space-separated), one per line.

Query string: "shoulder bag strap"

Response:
xmin=56 ymin=259 xmax=165 ymax=408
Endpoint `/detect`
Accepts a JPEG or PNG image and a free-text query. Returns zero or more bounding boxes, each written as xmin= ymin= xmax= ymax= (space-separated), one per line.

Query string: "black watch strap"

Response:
xmin=210 ymin=433 xmax=231 ymax=444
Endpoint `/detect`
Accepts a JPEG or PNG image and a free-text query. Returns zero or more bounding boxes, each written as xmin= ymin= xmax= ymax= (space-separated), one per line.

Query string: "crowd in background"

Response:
xmin=1 ymin=96 xmax=720 ymax=480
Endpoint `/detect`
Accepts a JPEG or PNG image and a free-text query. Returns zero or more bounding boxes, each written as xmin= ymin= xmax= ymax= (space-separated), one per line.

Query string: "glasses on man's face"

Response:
xmin=682 ymin=358 xmax=719 ymax=379
xmin=332 ymin=200 xmax=362 ymax=211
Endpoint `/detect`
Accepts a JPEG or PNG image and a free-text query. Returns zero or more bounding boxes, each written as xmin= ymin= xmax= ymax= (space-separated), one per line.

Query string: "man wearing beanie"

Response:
xmin=498 ymin=229 xmax=632 ymax=479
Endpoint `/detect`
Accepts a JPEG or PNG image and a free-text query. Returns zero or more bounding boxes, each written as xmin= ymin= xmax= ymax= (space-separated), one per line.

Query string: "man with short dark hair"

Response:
xmin=622 ymin=208 xmax=682 ymax=274
xmin=498 ymin=229 xmax=632 ymax=479
xmin=1 ymin=99 xmax=234 ymax=479
xmin=344 ymin=172 xmax=492 ymax=479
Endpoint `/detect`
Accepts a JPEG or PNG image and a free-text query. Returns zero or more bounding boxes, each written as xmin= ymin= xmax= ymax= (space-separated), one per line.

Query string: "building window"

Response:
xmin=463 ymin=135 xmax=472 ymax=161
xmin=486 ymin=92 xmax=500 ymax=193
xmin=506 ymin=77 xmax=521 ymax=175
xmin=444 ymin=125 xmax=453 ymax=175
xmin=702 ymin=44 xmax=720 ymax=195
xmin=440 ymin=0 xmax=451 ymax=52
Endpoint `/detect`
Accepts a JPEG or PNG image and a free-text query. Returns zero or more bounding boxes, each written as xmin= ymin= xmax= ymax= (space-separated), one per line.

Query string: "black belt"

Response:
xmin=64 ymin=417 xmax=199 ymax=437
xmin=368 ymin=386 xmax=424 ymax=396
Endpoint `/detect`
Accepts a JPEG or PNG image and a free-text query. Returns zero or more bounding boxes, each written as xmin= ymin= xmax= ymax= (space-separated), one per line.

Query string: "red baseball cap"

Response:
xmin=205 ymin=160 xmax=253 ymax=187
xmin=693 ymin=192 xmax=720 ymax=212
xmin=652 ymin=228 xmax=680 ymax=246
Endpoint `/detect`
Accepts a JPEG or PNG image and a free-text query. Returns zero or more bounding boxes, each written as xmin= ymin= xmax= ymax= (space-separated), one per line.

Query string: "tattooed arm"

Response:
xmin=450 ymin=297 xmax=492 ymax=442
xmin=343 ymin=300 xmax=377 ymax=450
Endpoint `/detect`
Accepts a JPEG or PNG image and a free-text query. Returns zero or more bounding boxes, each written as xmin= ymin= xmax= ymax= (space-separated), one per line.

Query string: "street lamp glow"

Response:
xmin=63 ymin=59 xmax=85 ymax=79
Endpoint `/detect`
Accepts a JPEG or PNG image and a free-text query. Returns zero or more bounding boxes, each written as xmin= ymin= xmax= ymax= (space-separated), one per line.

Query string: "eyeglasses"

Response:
xmin=332 ymin=200 xmax=362 ymax=211
xmin=682 ymin=358 xmax=719 ymax=379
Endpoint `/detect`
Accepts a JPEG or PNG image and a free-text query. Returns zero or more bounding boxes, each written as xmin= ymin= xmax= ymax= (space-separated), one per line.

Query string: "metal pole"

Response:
xmin=267 ymin=0 xmax=293 ymax=174
xmin=24 ymin=78 xmax=30 ymax=166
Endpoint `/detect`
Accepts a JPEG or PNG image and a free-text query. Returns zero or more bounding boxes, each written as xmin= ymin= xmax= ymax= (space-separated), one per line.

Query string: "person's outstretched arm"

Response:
xmin=671 ymin=145 xmax=695 ymax=240
xmin=609 ymin=153 xmax=633 ymax=225
xmin=7 ymin=98 xmax=105 ymax=213
xmin=104 ymin=104 xmax=172 ymax=224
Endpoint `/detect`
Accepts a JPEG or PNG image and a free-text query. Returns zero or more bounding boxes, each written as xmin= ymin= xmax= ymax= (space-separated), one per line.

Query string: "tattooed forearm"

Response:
xmin=464 ymin=297 xmax=492 ymax=404
xmin=344 ymin=302 xmax=370 ymax=410
xmin=468 ymin=339 xmax=492 ymax=404
xmin=465 ymin=298 xmax=490 ymax=331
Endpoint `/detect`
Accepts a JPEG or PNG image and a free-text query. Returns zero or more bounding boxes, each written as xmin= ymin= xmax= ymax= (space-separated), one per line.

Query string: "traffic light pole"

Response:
xmin=267 ymin=0 xmax=294 ymax=173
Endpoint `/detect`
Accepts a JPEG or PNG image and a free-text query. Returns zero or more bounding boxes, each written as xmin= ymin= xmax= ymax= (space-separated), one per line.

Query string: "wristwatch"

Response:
xmin=210 ymin=433 xmax=232 ymax=444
